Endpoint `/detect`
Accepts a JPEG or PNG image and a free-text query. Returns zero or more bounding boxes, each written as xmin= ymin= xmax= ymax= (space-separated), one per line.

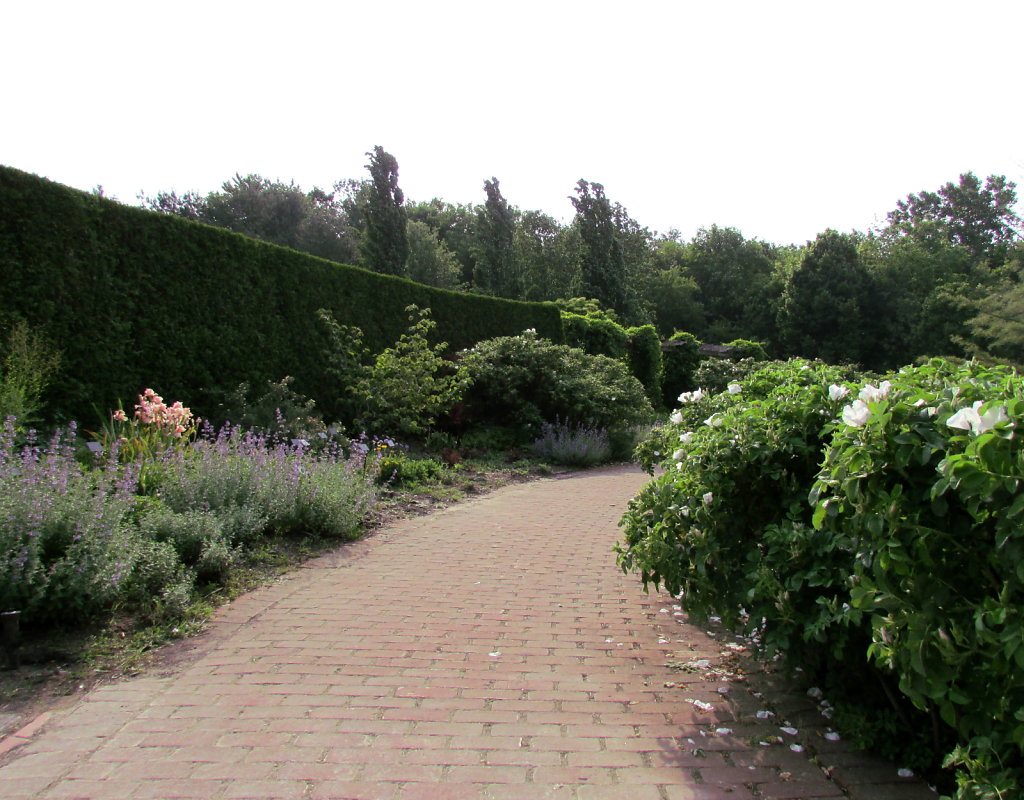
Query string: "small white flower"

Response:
xmin=679 ymin=431 xmax=694 ymax=443
xmin=673 ymin=449 xmax=686 ymax=461
xmin=824 ymin=731 xmax=841 ymax=741
xmin=702 ymin=492 xmax=714 ymax=505
xmin=670 ymin=411 xmax=684 ymax=425
xmin=727 ymin=383 xmax=742 ymax=395
xmin=828 ymin=384 xmax=850 ymax=401
xmin=704 ymin=414 xmax=723 ymax=428
xmin=841 ymin=399 xmax=871 ymax=427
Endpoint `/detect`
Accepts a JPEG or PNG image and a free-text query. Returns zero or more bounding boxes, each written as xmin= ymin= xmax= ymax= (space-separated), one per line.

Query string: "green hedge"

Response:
xmin=625 ymin=325 xmax=663 ymax=409
xmin=0 ymin=166 xmax=562 ymax=420
xmin=560 ymin=312 xmax=629 ymax=360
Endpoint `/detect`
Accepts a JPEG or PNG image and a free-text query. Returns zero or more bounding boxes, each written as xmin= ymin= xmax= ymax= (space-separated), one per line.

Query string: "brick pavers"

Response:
xmin=0 ymin=465 xmax=936 ymax=799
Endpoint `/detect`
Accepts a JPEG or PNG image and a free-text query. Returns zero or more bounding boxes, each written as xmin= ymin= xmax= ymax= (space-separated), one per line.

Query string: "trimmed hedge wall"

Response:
xmin=0 ymin=166 xmax=563 ymax=420
xmin=561 ymin=313 xmax=629 ymax=360
xmin=625 ymin=325 xmax=663 ymax=409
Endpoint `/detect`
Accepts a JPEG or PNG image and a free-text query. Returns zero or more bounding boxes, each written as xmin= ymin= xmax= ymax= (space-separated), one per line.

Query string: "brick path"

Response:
xmin=0 ymin=465 xmax=936 ymax=799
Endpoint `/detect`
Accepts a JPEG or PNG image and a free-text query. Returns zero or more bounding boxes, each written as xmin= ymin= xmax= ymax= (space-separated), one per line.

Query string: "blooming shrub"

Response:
xmin=620 ymin=358 xmax=1024 ymax=797
xmin=811 ymin=360 xmax=1024 ymax=799
xmin=620 ymin=359 xmax=863 ymax=666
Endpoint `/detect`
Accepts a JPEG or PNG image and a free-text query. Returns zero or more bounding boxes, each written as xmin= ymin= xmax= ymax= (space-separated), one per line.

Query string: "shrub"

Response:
xmin=377 ymin=456 xmax=447 ymax=487
xmin=620 ymin=357 xmax=1024 ymax=796
xmin=690 ymin=356 xmax=762 ymax=395
xmin=532 ymin=420 xmax=612 ymax=467
xmin=811 ymin=360 xmax=1024 ymax=799
xmin=354 ymin=306 xmax=469 ymax=438
xmin=216 ymin=376 xmax=327 ymax=440
xmin=0 ymin=320 xmax=61 ymax=429
xmin=620 ymin=359 xmax=862 ymax=658
xmin=723 ymin=338 xmax=768 ymax=361
xmin=461 ymin=330 xmax=654 ymax=436
xmin=661 ymin=331 xmax=702 ymax=407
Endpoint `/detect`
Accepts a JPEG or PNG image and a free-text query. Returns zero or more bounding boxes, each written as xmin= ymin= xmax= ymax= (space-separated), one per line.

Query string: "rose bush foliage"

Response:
xmin=619 ymin=358 xmax=1024 ymax=798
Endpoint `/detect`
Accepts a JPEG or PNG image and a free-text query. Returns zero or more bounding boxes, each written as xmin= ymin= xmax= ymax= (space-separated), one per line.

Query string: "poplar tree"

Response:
xmin=475 ymin=178 xmax=520 ymax=298
xmin=570 ymin=180 xmax=628 ymax=316
xmin=360 ymin=146 xmax=409 ymax=275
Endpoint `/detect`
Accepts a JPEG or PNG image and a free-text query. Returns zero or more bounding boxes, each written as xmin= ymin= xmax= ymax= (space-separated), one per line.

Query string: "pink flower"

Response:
xmin=111 ymin=409 xmax=128 ymax=422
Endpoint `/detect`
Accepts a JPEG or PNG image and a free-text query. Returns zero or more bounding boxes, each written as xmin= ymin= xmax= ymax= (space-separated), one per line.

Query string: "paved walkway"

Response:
xmin=0 ymin=465 xmax=935 ymax=800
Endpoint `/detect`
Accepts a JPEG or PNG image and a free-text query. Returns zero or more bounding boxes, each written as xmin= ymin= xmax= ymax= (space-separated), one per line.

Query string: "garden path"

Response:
xmin=0 ymin=464 xmax=935 ymax=800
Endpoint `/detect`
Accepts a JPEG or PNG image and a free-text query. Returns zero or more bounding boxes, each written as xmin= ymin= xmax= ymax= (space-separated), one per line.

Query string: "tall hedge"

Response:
xmin=560 ymin=313 xmax=629 ymax=360
xmin=0 ymin=166 xmax=563 ymax=420
xmin=625 ymin=325 xmax=663 ymax=409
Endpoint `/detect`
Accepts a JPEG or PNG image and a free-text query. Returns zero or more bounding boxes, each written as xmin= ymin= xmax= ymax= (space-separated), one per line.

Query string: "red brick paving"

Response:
xmin=0 ymin=465 xmax=936 ymax=799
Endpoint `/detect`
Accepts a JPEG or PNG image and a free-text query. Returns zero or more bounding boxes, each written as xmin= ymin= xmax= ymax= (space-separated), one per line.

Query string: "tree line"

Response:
xmin=140 ymin=148 xmax=1024 ymax=371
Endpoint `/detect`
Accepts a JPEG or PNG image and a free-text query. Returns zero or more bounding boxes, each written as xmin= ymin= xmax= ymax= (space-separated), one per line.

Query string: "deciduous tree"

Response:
xmin=886 ymin=172 xmax=1022 ymax=262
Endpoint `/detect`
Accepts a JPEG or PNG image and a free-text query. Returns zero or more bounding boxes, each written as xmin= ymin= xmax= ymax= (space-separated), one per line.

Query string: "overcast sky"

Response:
xmin=3 ymin=0 xmax=1021 ymax=246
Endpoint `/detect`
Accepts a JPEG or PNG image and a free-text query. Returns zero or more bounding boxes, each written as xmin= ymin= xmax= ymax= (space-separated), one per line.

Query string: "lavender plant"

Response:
xmin=532 ymin=420 xmax=612 ymax=467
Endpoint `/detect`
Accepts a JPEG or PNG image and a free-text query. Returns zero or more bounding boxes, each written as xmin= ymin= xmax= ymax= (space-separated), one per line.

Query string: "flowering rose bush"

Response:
xmin=620 ymin=359 xmax=862 ymax=664
xmin=811 ymin=359 xmax=1024 ymax=799
xmin=621 ymin=357 xmax=1024 ymax=796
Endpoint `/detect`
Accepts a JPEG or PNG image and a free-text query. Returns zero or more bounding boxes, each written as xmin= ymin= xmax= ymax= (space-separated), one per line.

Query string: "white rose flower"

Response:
xmin=828 ymin=384 xmax=850 ymax=401
xmin=858 ymin=381 xmax=892 ymax=403
xmin=704 ymin=414 xmax=723 ymax=428
xmin=679 ymin=431 xmax=694 ymax=443
xmin=727 ymin=383 xmax=742 ymax=395
xmin=947 ymin=401 xmax=1009 ymax=435
xmin=702 ymin=492 xmax=714 ymax=505
xmin=841 ymin=399 xmax=871 ymax=427
xmin=672 ymin=449 xmax=686 ymax=461
xmin=670 ymin=411 xmax=683 ymax=424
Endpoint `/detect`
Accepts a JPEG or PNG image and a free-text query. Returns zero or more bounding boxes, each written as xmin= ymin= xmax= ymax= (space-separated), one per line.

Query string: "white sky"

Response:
xmin=3 ymin=0 xmax=1022 ymax=246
